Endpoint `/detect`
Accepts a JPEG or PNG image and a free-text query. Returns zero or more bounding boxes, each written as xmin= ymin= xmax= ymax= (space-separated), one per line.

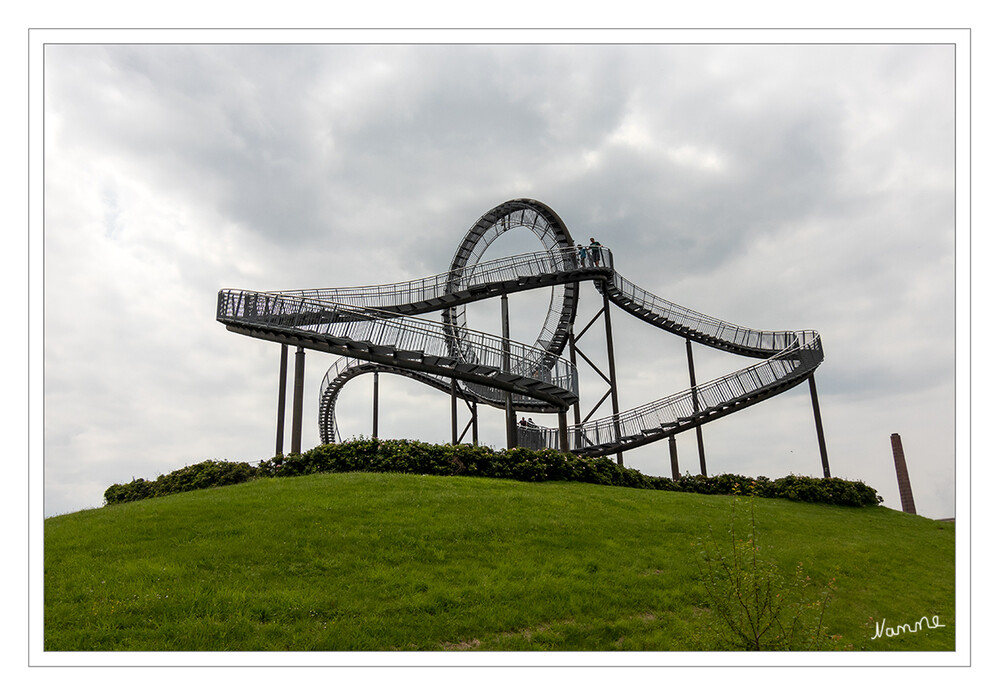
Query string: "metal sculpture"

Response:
xmin=217 ymin=199 xmax=829 ymax=475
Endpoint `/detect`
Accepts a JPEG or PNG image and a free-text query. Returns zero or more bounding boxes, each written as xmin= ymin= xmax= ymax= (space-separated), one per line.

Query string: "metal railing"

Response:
xmin=275 ymin=246 xmax=613 ymax=313
xmin=317 ymin=355 xmax=559 ymax=444
xmin=605 ymin=273 xmax=807 ymax=355
xmin=217 ymin=289 xmax=579 ymax=398
xmin=520 ymin=332 xmax=823 ymax=453
xmin=318 ymin=355 xmax=368 ymax=444
xmin=220 ymin=241 xmax=821 ymax=456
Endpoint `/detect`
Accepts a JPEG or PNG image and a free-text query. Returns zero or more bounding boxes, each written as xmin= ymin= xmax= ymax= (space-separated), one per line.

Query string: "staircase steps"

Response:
xmin=423 ymin=355 xmax=458 ymax=368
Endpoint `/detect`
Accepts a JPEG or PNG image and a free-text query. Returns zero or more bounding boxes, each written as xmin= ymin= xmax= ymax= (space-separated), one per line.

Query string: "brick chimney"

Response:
xmin=890 ymin=433 xmax=917 ymax=514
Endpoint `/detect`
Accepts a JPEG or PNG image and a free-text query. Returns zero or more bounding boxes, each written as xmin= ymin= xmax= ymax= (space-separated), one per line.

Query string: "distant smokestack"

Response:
xmin=890 ymin=433 xmax=917 ymax=514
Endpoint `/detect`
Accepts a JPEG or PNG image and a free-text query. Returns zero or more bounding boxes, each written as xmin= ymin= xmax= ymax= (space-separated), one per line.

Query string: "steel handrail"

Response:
xmin=519 ymin=333 xmax=823 ymax=452
xmin=317 ymin=354 xmax=557 ymax=444
xmin=265 ymin=245 xmax=822 ymax=450
xmin=218 ymin=289 xmax=579 ymax=396
xmin=605 ymin=272 xmax=810 ymax=355
xmin=219 ymin=233 xmax=822 ymax=455
xmin=275 ymin=246 xmax=610 ymax=311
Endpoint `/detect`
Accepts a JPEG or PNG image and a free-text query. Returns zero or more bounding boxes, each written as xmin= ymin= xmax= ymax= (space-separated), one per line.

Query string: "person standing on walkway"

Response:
xmin=577 ymin=244 xmax=587 ymax=268
xmin=588 ymin=238 xmax=604 ymax=267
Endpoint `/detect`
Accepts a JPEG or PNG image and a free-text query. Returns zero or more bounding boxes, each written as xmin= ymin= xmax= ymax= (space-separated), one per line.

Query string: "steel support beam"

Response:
xmin=451 ymin=378 xmax=458 ymax=445
xmin=580 ymin=388 xmax=613 ymax=425
xmin=568 ymin=328 xmax=582 ymax=428
xmin=372 ymin=371 xmax=379 ymax=440
xmin=472 ymin=401 xmax=479 ymax=446
xmin=686 ymin=338 xmax=707 ymax=476
xmin=558 ymin=409 xmax=570 ymax=452
xmin=808 ymin=374 xmax=831 ymax=478
xmin=275 ymin=344 xmax=288 ymax=456
xmin=449 ymin=380 xmax=480 ymax=446
xmin=602 ymin=291 xmax=624 ymax=467
xmin=291 ymin=346 xmax=305 ymax=454
xmin=668 ymin=435 xmax=680 ymax=481
xmin=501 ymin=294 xmax=516 ymax=449
xmin=457 ymin=412 xmax=474 ymax=444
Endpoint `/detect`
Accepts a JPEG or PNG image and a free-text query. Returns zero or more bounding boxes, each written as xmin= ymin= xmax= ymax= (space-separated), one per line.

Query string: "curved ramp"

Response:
xmin=216 ymin=199 xmax=823 ymax=457
xmin=217 ymin=292 xmax=580 ymax=409
xmin=317 ymin=354 xmax=557 ymax=445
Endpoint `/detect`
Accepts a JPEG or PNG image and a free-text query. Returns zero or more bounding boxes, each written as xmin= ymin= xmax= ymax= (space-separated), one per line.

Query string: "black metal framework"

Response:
xmin=443 ymin=199 xmax=579 ymax=368
xmin=275 ymin=344 xmax=288 ymax=456
xmin=686 ymin=338 xmax=708 ymax=475
xmin=218 ymin=199 xmax=829 ymax=477
xmin=372 ymin=371 xmax=379 ymax=440
xmin=291 ymin=346 xmax=305 ymax=454
xmin=528 ymin=332 xmax=824 ymax=457
xmin=565 ymin=288 xmax=625 ymax=466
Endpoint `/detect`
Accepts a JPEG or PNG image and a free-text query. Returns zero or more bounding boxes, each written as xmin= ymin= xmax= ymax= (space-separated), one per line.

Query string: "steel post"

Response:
xmin=602 ymin=291 xmax=623 ymax=466
xmin=451 ymin=378 xmax=458 ymax=445
xmin=472 ymin=401 xmax=479 ymax=446
xmin=808 ymin=374 xmax=831 ymax=478
xmin=686 ymin=338 xmax=707 ymax=475
xmin=275 ymin=344 xmax=288 ymax=456
xmin=568 ymin=328 xmax=582 ymax=427
xmin=291 ymin=346 xmax=305 ymax=454
xmin=501 ymin=294 xmax=516 ymax=448
xmin=558 ymin=409 xmax=570 ymax=452
xmin=372 ymin=371 xmax=379 ymax=440
xmin=668 ymin=435 xmax=680 ymax=480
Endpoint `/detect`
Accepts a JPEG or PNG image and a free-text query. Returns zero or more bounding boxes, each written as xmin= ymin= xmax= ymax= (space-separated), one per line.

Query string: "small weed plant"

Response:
xmin=694 ymin=483 xmax=837 ymax=650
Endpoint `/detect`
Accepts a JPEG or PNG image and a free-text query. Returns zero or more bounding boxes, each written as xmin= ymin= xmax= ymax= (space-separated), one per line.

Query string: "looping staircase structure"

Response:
xmin=217 ymin=198 xmax=825 ymax=462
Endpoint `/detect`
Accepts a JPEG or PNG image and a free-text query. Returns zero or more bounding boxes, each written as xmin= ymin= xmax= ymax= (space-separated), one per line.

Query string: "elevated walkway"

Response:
xmin=217 ymin=198 xmax=826 ymax=469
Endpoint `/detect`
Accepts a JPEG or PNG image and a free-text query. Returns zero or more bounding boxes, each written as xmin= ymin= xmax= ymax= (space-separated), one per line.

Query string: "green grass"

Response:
xmin=44 ymin=472 xmax=955 ymax=651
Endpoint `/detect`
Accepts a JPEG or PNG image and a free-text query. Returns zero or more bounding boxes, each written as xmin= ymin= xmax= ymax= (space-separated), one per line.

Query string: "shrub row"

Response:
xmin=103 ymin=460 xmax=260 ymax=505
xmin=256 ymin=440 xmax=654 ymax=488
xmin=103 ymin=439 xmax=883 ymax=508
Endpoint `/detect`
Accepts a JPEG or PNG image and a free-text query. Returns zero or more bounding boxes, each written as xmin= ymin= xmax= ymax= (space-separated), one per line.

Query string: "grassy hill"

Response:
xmin=44 ymin=471 xmax=954 ymax=651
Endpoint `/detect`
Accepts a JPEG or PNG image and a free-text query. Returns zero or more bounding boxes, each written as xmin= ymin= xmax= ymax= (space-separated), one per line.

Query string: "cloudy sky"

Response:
xmin=38 ymin=33 xmax=963 ymax=521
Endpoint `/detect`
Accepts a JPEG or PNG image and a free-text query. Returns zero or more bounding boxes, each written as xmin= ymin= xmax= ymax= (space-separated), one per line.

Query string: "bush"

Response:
xmin=768 ymin=475 xmax=883 ymax=507
xmin=103 ymin=439 xmax=883 ymax=509
xmin=103 ymin=478 xmax=156 ymax=505
xmin=103 ymin=460 xmax=263 ymax=505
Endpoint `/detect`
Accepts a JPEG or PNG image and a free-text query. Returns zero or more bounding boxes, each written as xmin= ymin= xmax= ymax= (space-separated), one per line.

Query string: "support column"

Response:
xmin=890 ymin=433 xmax=917 ymax=514
xmin=668 ymin=435 xmax=680 ymax=481
xmin=291 ymin=346 xmax=305 ymax=454
xmin=568 ymin=328 xmax=582 ymax=428
xmin=686 ymin=338 xmax=707 ymax=476
xmin=808 ymin=374 xmax=831 ymax=478
xmin=471 ymin=401 xmax=479 ymax=446
xmin=372 ymin=371 xmax=379 ymax=440
xmin=275 ymin=344 xmax=288 ymax=456
xmin=558 ymin=409 xmax=570 ymax=453
xmin=451 ymin=378 xmax=458 ymax=445
xmin=601 ymin=292 xmax=624 ymax=466
xmin=501 ymin=294 xmax=516 ymax=449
